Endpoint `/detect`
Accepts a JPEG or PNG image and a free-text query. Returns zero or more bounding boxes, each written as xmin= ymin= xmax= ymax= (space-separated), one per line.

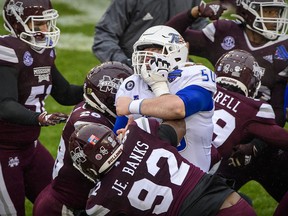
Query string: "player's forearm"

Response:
xmin=139 ymin=95 xmax=186 ymax=120
xmin=250 ymin=124 xmax=288 ymax=150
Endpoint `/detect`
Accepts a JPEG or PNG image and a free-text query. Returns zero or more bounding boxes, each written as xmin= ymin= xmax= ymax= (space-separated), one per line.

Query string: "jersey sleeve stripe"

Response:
xmin=134 ymin=117 xmax=151 ymax=134
xmin=256 ymin=103 xmax=275 ymax=119
xmin=0 ymin=45 xmax=18 ymax=63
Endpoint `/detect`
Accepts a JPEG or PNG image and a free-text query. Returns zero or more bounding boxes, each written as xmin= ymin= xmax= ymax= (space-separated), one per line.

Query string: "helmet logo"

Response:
xmin=6 ymin=1 xmax=24 ymax=16
xmin=98 ymin=75 xmax=124 ymax=94
xmin=71 ymin=147 xmax=87 ymax=166
xmin=253 ymin=62 xmax=265 ymax=80
xmin=99 ymin=146 xmax=109 ymax=155
xmin=167 ymin=33 xmax=184 ymax=44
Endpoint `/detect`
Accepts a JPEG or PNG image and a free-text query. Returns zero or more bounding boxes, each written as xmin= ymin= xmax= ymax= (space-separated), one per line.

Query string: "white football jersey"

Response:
xmin=116 ymin=64 xmax=216 ymax=171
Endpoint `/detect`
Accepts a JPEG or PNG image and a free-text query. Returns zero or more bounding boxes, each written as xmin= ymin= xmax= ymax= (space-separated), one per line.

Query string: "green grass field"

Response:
xmin=0 ymin=0 xmax=287 ymax=215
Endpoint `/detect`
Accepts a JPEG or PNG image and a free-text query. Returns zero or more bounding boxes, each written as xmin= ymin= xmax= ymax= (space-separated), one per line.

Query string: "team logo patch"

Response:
xmin=50 ymin=50 xmax=55 ymax=58
xmin=125 ymin=80 xmax=135 ymax=91
xmin=33 ymin=67 xmax=51 ymax=82
xmin=221 ymin=36 xmax=235 ymax=50
xmin=168 ymin=69 xmax=182 ymax=82
xmin=23 ymin=51 xmax=33 ymax=66
xmin=8 ymin=156 xmax=19 ymax=167
xmin=95 ymin=153 xmax=103 ymax=160
xmin=274 ymin=45 xmax=288 ymax=61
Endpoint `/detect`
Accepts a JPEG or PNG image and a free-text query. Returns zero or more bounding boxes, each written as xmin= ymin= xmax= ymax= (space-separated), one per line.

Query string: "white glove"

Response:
xmin=140 ymin=55 xmax=170 ymax=97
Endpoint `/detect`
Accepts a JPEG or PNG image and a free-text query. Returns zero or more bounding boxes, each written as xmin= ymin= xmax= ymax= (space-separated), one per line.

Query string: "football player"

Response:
xmin=69 ymin=117 xmax=256 ymax=216
xmin=33 ymin=62 xmax=132 ymax=215
xmin=166 ymin=0 xmax=288 ymax=127
xmin=115 ymin=25 xmax=216 ymax=172
xmin=209 ymin=50 xmax=288 ymax=213
xmin=0 ymin=0 xmax=83 ymax=215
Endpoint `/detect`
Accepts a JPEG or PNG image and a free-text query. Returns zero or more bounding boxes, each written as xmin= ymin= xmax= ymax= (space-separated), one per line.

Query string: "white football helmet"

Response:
xmin=233 ymin=0 xmax=288 ymax=40
xmin=3 ymin=0 xmax=60 ymax=49
xmin=132 ymin=25 xmax=188 ymax=75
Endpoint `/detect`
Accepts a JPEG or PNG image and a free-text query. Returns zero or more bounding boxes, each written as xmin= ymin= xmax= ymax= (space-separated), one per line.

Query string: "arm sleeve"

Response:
xmin=166 ymin=10 xmax=197 ymax=35
xmin=0 ymin=66 xmax=39 ymax=125
xmin=92 ymin=0 xmax=132 ymax=63
xmin=50 ymin=66 xmax=83 ymax=105
xmin=157 ymin=124 xmax=178 ymax=147
xmin=113 ymin=115 xmax=128 ymax=134
xmin=176 ymin=85 xmax=214 ymax=117
xmin=166 ymin=10 xmax=213 ymax=56
xmin=247 ymin=122 xmax=288 ymax=150
xmin=269 ymin=80 xmax=286 ymax=127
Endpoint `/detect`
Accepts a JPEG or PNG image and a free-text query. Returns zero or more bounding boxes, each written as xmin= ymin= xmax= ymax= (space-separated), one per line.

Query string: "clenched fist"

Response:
xmin=116 ymin=97 xmax=133 ymax=116
xmin=198 ymin=0 xmax=227 ymax=20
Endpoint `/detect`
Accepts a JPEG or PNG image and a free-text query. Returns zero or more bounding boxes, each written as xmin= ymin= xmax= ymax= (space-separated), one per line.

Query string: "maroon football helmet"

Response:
xmin=215 ymin=49 xmax=264 ymax=98
xmin=233 ymin=0 xmax=288 ymax=40
xmin=83 ymin=61 xmax=132 ymax=122
xmin=3 ymin=0 xmax=60 ymax=48
xmin=69 ymin=123 xmax=123 ymax=183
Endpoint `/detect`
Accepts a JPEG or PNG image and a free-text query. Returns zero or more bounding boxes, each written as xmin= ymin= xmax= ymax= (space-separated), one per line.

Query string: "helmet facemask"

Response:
xmin=234 ymin=0 xmax=288 ymax=40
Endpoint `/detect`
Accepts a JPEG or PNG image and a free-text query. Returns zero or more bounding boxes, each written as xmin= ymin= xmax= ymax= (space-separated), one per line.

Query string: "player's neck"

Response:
xmin=245 ymin=29 xmax=269 ymax=47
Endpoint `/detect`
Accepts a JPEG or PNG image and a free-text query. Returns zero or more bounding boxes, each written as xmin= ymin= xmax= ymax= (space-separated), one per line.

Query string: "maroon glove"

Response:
xmin=228 ymin=143 xmax=254 ymax=167
xmin=198 ymin=0 xmax=227 ymax=20
xmin=38 ymin=111 xmax=68 ymax=126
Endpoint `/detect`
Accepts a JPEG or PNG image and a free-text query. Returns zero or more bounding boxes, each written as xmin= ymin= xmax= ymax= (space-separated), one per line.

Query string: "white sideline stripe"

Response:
xmin=57 ymin=33 xmax=93 ymax=51
xmin=0 ymin=163 xmax=17 ymax=215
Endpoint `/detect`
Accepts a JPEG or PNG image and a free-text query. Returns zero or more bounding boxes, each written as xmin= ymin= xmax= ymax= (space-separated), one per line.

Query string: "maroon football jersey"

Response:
xmin=0 ymin=35 xmax=56 ymax=146
xmin=86 ymin=118 xmax=204 ymax=216
xmin=167 ymin=14 xmax=288 ymax=126
xmin=51 ymin=101 xmax=113 ymax=209
xmin=213 ymin=85 xmax=288 ymax=159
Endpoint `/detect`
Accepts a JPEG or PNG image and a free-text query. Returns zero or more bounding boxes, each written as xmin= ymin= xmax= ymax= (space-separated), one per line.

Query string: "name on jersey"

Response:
xmin=111 ymin=141 xmax=149 ymax=196
xmin=214 ymin=90 xmax=241 ymax=113
xmin=33 ymin=66 xmax=51 ymax=82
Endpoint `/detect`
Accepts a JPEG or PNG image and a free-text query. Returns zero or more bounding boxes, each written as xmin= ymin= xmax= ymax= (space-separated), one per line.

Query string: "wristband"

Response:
xmin=128 ymin=99 xmax=144 ymax=114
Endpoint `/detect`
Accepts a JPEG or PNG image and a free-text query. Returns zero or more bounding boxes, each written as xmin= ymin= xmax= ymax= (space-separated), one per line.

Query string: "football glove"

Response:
xmin=228 ymin=139 xmax=268 ymax=167
xmin=198 ymin=0 xmax=227 ymax=20
xmin=140 ymin=55 xmax=170 ymax=97
xmin=38 ymin=111 xmax=68 ymax=126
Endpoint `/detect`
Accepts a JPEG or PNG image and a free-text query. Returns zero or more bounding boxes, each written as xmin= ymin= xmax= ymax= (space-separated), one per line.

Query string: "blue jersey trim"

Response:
xmin=113 ymin=115 xmax=128 ymax=134
xmin=176 ymin=85 xmax=213 ymax=117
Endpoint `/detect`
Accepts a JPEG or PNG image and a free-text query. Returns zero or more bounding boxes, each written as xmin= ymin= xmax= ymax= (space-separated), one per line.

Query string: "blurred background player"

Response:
xmin=92 ymin=0 xmax=209 ymax=68
xmin=0 ymin=0 xmax=83 ymax=215
xmin=33 ymin=62 xmax=132 ymax=215
xmin=166 ymin=0 xmax=288 ymax=127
